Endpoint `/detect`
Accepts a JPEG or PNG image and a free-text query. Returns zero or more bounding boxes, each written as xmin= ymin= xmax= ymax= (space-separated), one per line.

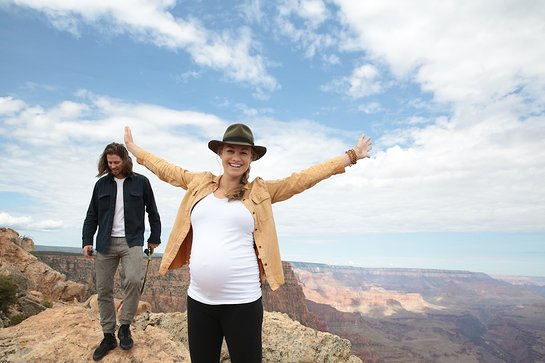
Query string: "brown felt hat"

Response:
xmin=208 ymin=123 xmax=267 ymax=160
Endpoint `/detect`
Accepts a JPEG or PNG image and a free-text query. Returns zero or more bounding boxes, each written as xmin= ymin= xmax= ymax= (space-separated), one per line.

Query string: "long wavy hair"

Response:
xmin=219 ymin=145 xmax=254 ymax=201
xmin=97 ymin=142 xmax=134 ymax=177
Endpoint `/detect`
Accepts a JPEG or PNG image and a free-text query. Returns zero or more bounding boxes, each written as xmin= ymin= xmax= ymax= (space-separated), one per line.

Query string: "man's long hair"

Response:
xmin=97 ymin=142 xmax=134 ymax=177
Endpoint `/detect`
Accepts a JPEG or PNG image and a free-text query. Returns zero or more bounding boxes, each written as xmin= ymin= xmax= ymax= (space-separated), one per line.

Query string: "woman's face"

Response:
xmin=219 ymin=144 xmax=253 ymax=178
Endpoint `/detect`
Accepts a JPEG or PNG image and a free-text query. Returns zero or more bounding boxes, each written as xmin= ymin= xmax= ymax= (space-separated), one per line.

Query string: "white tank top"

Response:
xmin=188 ymin=193 xmax=261 ymax=305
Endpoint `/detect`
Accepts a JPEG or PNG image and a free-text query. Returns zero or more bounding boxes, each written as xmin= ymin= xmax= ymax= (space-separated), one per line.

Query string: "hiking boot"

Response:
xmin=93 ymin=333 xmax=117 ymax=361
xmin=118 ymin=324 xmax=134 ymax=350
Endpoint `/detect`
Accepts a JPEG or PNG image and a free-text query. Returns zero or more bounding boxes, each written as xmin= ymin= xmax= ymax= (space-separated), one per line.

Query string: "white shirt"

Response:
xmin=111 ymin=177 xmax=126 ymax=237
xmin=188 ymin=193 xmax=261 ymax=305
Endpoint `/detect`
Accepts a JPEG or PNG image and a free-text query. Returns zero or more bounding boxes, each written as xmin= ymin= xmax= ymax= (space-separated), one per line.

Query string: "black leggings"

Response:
xmin=187 ymin=295 xmax=263 ymax=363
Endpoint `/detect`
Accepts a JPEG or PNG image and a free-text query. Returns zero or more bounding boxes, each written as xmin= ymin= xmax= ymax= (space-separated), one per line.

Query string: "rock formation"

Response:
xmin=0 ymin=302 xmax=361 ymax=363
xmin=0 ymin=227 xmax=362 ymax=362
xmin=134 ymin=309 xmax=361 ymax=363
xmin=0 ymin=228 xmax=86 ymax=327
xmin=294 ymin=266 xmax=444 ymax=317
xmin=0 ymin=303 xmax=190 ymax=363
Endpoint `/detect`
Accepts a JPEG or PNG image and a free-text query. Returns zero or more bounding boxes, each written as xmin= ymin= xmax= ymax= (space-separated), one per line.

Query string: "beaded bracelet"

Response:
xmin=345 ymin=149 xmax=357 ymax=166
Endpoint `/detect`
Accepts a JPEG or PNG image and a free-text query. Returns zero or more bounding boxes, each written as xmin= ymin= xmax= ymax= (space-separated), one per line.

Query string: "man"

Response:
xmin=82 ymin=142 xmax=161 ymax=361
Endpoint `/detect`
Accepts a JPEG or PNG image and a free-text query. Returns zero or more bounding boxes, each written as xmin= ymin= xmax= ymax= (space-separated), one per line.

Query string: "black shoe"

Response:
xmin=118 ymin=324 xmax=134 ymax=350
xmin=93 ymin=333 xmax=117 ymax=361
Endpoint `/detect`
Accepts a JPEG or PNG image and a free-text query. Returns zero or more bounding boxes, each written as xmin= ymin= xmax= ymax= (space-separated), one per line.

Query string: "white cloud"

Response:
xmin=333 ymin=0 xmax=545 ymax=106
xmin=6 ymin=0 xmax=277 ymax=92
xmin=295 ymin=0 xmax=328 ymax=27
xmin=278 ymin=0 xmax=329 ymax=28
xmin=321 ymin=63 xmax=382 ymax=98
xmin=0 ymin=96 xmax=26 ymax=115
xmin=1 ymin=93 xmax=544 ymax=240
xmin=240 ymin=0 xmax=265 ymax=24
xmin=172 ymin=70 xmax=201 ymax=84
xmin=358 ymin=102 xmax=381 ymax=114
xmin=347 ymin=64 xmax=382 ymax=98
xmin=274 ymin=0 xmax=337 ymax=58
xmin=278 ymin=0 xmax=545 ymax=235
xmin=0 ymin=212 xmax=63 ymax=231
xmin=322 ymin=53 xmax=340 ymax=65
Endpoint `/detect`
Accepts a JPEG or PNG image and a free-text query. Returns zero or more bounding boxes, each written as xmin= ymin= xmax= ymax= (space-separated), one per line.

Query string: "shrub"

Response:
xmin=42 ymin=301 xmax=53 ymax=308
xmin=7 ymin=313 xmax=26 ymax=327
xmin=0 ymin=275 xmax=18 ymax=314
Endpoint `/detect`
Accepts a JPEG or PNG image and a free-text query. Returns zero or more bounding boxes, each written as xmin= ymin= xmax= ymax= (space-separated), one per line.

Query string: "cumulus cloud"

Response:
xmin=5 ymin=0 xmax=277 ymax=92
xmin=274 ymin=0 xmax=337 ymax=58
xmin=333 ymin=0 xmax=545 ymax=106
xmin=1 ymin=92 xmax=544 ymax=240
xmin=276 ymin=0 xmax=545 ymax=235
xmin=358 ymin=102 xmax=382 ymax=114
xmin=0 ymin=96 xmax=26 ymax=115
xmin=0 ymin=212 xmax=63 ymax=231
xmin=290 ymin=0 xmax=328 ymax=27
xmin=321 ymin=63 xmax=383 ymax=98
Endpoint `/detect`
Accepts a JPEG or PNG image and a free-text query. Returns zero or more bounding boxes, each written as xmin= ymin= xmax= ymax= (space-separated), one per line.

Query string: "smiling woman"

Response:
xmin=123 ymin=123 xmax=372 ymax=362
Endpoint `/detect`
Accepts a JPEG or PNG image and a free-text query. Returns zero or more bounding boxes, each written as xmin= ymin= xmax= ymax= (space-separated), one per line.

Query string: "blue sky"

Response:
xmin=1 ymin=1 xmax=544 ymax=277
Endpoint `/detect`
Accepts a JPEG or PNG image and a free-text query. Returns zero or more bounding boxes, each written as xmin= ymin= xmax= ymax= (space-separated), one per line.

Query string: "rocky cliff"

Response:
xmin=0 ymin=227 xmax=86 ymax=327
xmin=0 ymin=227 xmax=85 ymax=303
xmin=0 ymin=303 xmax=361 ymax=363
xmin=0 ymin=227 xmax=361 ymax=362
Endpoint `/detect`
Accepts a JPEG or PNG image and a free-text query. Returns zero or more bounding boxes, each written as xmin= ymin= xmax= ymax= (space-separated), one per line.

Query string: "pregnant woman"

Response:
xmin=124 ymin=123 xmax=372 ymax=363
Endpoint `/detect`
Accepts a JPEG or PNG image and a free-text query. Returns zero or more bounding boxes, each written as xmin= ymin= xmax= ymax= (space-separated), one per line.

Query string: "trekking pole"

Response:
xmin=140 ymin=247 xmax=153 ymax=295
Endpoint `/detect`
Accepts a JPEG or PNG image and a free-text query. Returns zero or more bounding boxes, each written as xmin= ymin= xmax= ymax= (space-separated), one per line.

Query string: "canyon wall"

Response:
xmin=13 ymin=231 xmax=545 ymax=363
xmin=35 ymin=254 xmax=323 ymax=329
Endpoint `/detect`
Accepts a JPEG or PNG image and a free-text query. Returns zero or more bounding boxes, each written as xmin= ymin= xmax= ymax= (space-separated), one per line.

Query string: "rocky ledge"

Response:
xmin=0 ymin=302 xmax=361 ymax=363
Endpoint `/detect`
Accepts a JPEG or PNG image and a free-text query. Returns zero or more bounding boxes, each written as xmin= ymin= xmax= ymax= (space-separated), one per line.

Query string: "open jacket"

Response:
xmin=82 ymin=172 xmax=161 ymax=253
xmin=135 ymin=150 xmax=347 ymax=291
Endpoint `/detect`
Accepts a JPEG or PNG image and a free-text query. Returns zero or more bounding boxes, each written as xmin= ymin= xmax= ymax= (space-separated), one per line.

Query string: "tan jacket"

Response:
xmin=136 ymin=150 xmax=347 ymax=291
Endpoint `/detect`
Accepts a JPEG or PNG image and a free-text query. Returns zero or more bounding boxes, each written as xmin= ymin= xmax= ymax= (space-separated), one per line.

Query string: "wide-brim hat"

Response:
xmin=208 ymin=123 xmax=267 ymax=160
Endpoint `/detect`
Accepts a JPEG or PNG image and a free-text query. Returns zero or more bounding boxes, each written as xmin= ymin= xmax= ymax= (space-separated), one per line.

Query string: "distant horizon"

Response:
xmin=32 ymin=243 xmax=545 ymax=279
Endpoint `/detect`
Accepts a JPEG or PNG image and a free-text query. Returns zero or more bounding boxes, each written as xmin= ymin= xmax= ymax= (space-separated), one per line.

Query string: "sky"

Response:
xmin=1 ymin=0 xmax=544 ymax=277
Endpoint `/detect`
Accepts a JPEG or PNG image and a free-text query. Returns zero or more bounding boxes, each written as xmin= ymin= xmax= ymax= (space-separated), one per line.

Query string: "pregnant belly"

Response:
xmin=189 ymin=248 xmax=260 ymax=300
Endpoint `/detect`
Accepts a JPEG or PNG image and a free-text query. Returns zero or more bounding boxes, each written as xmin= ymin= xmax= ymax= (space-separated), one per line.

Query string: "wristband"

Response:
xmin=345 ymin=149 xmax=357 ymax=166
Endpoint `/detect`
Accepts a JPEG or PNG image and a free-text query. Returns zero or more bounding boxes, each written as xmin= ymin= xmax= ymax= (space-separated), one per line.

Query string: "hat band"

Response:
xmin=223 ymin=136 xmax=254 ymax=145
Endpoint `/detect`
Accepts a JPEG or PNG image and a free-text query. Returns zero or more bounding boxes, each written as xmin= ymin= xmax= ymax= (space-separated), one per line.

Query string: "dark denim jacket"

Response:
xmin=82 ymin=172 xmax=161 ymax=253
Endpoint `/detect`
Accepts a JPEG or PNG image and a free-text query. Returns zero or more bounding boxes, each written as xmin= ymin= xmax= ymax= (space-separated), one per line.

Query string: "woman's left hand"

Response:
xmin=354 ymin=134 xmax=372 ymax=159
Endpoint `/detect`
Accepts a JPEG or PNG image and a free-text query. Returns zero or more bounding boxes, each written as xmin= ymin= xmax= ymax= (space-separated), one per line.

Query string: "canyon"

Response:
xmin=4 ymin=226 xmax=545 ymax=362
xmin=35 ymin=252 xmax=545 ymax=362
xmin=292 ymin=262 xmax=545 ymax=362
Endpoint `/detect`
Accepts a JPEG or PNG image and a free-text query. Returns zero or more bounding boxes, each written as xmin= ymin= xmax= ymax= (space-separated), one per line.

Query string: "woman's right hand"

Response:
xmin=124 ymin=126 xmax=134 ymax=146
xmin=124 ymin=126 xmax=141 ymax=155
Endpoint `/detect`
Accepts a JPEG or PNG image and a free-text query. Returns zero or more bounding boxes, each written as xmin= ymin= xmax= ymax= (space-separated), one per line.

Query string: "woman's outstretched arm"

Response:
xmin=123 ymin=126 xmax=195 ymax=189
xmin=264 ymin=133 xmax=373 ymax=203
